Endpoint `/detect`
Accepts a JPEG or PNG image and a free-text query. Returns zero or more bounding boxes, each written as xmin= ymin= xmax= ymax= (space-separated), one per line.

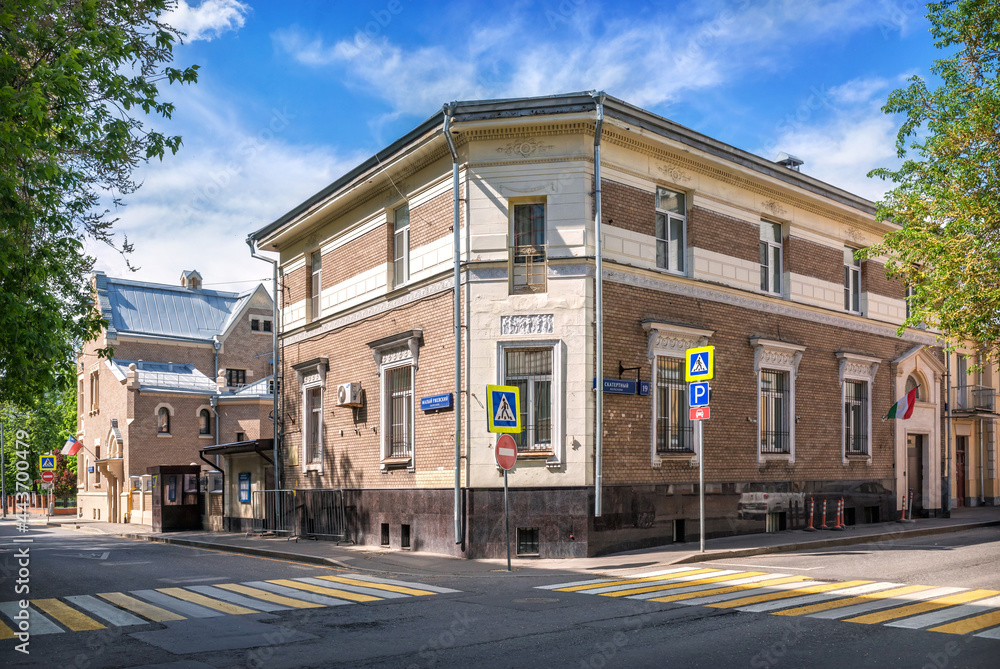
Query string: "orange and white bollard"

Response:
xmin=897 ymin=491 xmax=913 ymax=523
xmin=819 ymin=499 xmax=829 ymax=530
xmin=832 ymin=497 xmax=846 ymax=531
xmin=804 ymin=497 xmax=817 ymax=532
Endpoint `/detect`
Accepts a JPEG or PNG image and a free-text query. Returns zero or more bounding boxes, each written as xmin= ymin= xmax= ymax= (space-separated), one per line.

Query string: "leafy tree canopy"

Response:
xmin=0 ymin=0 xmax=198 ymax=405
xmin=865 ymin=0 xmax=1000 ymax=357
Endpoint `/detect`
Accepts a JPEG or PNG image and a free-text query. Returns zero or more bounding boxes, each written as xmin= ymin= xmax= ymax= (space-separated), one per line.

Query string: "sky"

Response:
xmin=88 ymin=0 xmax=944 ymax=293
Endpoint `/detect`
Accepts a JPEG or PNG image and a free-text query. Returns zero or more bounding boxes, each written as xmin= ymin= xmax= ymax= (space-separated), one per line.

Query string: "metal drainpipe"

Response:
xmin=593 ymin=91 xmax=606 ymax=518
xmin=443 ymin=102 xmax=463 ymax=545
xmin=213 ymin=337 xmax=221 ymax=445
xmin=945 ymin=350 xmax=952 ymax=515
xmin=246 ymin=236 xmax=282 ymax=490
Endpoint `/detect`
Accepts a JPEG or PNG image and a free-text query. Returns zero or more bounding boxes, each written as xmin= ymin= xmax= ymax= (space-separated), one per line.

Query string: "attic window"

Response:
xmin=251 ymin=318 xmax=260 ymax=331
xmin=250 ymin=316 xmax=273 ymax=333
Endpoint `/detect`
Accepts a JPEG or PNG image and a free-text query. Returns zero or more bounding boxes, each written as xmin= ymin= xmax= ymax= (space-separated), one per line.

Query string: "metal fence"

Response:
xmin=250 ymin=489 xmax=349 ymax=542
xmin=953 ymin=384 xmax=996 ymax=412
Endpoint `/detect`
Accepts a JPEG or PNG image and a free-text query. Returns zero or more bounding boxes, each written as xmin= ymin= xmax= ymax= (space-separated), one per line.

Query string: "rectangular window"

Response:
xmin=511 ymin=203 xmax=546 ymax=294
xmin=760 ymin=221 xmax=782 ymax=295
xmin=89 ymin=372 xmax=99 ymax=412
xmin=516 ymin=527 xmax=540 ymax=556
xmin=844 ymin=247 xmax=861 ymax=312
xmin=250 ymin=318 xmax=260 ymax=331
xmin=385 ymin=366 xmax=413 ymax=458
xmin=760 ymin=370 xmax=790 ymax=454
xmin=844 ymin=380 xmax=869 ymax=455
xmin=393 ymin=203 xmax=410 ymax=288
xmin=504 ymin=348 xmax=552 ymax=452
xmin=305 ymin=387 xmax=322 ymax=463
xmin=263 ymin=319 xmax=273 ymax=333
xmin=226 ymin=369 xmax=246 ymax=387
xmin=310 ymin=250 xmax=322 ymax=320
xmin=655 ymin=187 xmax=685 ymax=273
xmin=656 ymin=356 xmax=692 ymax=453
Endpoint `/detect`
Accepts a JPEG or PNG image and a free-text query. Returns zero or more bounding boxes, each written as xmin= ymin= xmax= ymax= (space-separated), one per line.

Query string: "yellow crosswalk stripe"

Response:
xmin=214 ymin=583 xmax=323 ymax=609
xmin=555 ymin=568 xmax=718 ymax=592
xmin=96 ymin=592 xmax=184 ymax=622
xmin=648 ymin=575 xmax=809 ymax=603
xmin=708 ymin=580 xmax=873 ymax=609
xmin=0 ymin=619 xmax=16 ymax=639
xmin=928 ymin=609 xmax=1000 ymax=635
xmin=845 ymin=590 xmax=999 ymax=625
xmin=773 ymin=584 xmax=935 ymax=617
xmin=602 ymin=572 xmax=767 ymax=598
xmin=268 ymin=579 xmax=382 ymax=603
xmin=32 ymin=599 xmax=105 ymax=631
xmin=315 ymin=575 xmax=434 ymax=596
xmin=156 ymin=588 xmax=257 ymax=615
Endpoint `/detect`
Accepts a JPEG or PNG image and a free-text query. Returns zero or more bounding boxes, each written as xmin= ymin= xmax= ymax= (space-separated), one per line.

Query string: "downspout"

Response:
xmin=593 ymin=91 xmax=606 ymax=518
xmin=444 ymin=102 xmax=463 ymax=545
xmin=246 ymin=236 xmax=281 ymax=490
xmin=979 ymin=353 xmax=985 ymax=505
xmin=213 ymin=337 xmax=221 ymax=445
xmin=945 ymin=350 xmax=952 ymax=515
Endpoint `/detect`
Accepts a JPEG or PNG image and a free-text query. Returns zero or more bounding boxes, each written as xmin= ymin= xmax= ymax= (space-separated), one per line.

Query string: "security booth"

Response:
xmin=148 ymin=464 xmax=202 ymax=532
xmin=199 ymin=439 xmax=274 ymax=532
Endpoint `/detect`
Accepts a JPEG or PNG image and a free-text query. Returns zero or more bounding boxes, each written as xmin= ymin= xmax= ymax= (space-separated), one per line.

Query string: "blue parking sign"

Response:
xmin=689 ymin=382 xmax=710 ymax=408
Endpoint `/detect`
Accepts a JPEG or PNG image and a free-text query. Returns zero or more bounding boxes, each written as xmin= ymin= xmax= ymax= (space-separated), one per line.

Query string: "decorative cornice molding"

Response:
xmin=750 ymin=338 xmax=806 ymax=377
xmin=643 ymin=321 xmax=714 ymax=362
xmin=836 ymin=352 xmax=881 ymax=384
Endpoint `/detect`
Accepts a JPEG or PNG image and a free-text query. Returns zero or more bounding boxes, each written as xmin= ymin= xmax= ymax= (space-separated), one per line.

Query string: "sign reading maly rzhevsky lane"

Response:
xmin=685 ymin=346 xmax=715 ymax=383
xmin=487 ymin=384 xmax=521 ymax=434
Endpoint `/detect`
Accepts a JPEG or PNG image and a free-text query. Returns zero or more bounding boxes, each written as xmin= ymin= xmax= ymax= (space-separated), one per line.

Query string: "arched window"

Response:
xmin=905 ymin=374 xmax=921 ymax=400
xmin=158 ymin=407 xmax=170 ymax=434
xmin=199 ymin=409 xmax=212 ymax=435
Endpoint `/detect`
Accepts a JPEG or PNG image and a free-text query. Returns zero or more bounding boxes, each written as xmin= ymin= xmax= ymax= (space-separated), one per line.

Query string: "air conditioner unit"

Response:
xmin=336 ymin=382 xmax=363 ymax=407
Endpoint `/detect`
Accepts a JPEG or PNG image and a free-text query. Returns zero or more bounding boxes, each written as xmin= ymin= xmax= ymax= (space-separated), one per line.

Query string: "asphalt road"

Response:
xmin=1 ymin=521 xmax=999 ymax=668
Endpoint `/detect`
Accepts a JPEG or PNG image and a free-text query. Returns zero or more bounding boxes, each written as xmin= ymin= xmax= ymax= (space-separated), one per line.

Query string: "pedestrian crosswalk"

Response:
xmin=536 ymin=566 xmax=1000 ymax=639
xmin=0 ymin=574 xmax=459 ymax=639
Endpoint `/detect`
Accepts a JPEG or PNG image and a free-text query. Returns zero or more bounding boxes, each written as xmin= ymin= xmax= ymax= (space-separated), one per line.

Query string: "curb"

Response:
xmin=120 ymin=533 xmax=355 ymax=570
xmin=669 ymin=519 xmax=1000 ymax=565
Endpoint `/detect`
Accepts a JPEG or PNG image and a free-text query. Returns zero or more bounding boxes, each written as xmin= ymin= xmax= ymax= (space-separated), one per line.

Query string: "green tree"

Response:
xmin=0 ymin=0 xmax=198 ymax=405
xmin=865 ymin=0 xmax=1000 ymax=355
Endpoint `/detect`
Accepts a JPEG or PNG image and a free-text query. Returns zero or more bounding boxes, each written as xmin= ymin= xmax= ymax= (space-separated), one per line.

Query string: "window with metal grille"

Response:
xmin=760 ymin=370 xmax=789 ymax=454
xmin=844 ymin=380 xmax=868 ymax=455
xmin=656 ymin=187 xmax=685 ymax=273
xmin=504 ymin=348 xmax=552 ymax=452
xmin=656 ymin=356 xmax=692 ymax=453
xmin=393 ymin=203 xmax=410 ymax=288
xmin=511 ymin=203 xmax=546 ymax=293
xmin=310 ymin=250 xmax=322 ymax=320
xmin=844 ymin=247 xmax=861 ymax=313
xmin=517 ymin=527 xmax=540 ymax=555
xmin=306 ymin=387 xmax=322 ymax=463
xmin=760 ymin=221 xmax=782 ymax=294
xmin=226 ymin=369 xmax=246 ymax=387
xmin=386 ymin=365 xmax=413 ymax=458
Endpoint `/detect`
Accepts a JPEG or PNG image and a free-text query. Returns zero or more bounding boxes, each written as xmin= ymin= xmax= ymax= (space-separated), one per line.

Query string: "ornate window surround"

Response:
xmin=497 ymin=339 xmax=564 ymax=468
xmin=154 ymin=402 xmax=174 ymax=438
xmin=837 ymin=351 xmax=880 ymax=464
xmin=643 ymin=321 xmax=714 ymax=467
xmin=293 ymin=357 xmax=328 ymax=474
xmin=751 ymin=337 xmax=805 ymax=464
xmin=368 ymin=330 xmax=422 ymax=471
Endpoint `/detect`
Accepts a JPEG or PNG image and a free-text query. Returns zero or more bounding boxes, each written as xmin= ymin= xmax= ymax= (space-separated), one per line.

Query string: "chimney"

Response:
xmin=774 ymin=152 xmax=804 ymax=172
xmin=180 ymin=270 xmax=203 ymax=290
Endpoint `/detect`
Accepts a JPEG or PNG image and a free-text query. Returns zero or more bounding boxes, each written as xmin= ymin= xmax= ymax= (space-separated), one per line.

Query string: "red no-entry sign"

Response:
xmin=41 ymin=471 xmax=55 ymax=483
xmin=495 ymin=434 xmax=518 ymax=470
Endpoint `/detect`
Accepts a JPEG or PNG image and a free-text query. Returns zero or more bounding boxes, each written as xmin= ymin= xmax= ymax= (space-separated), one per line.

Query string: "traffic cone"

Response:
xmin=819 ymin=499 xmax=829 ymax=530
xmin=832 ymin=498 xmax=846 ymax=531
xmin=804 ymin=497 xmax=817 ymax=532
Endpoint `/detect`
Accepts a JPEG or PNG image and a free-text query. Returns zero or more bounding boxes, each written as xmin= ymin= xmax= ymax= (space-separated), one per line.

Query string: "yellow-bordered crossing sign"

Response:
xmin=487 ymin=384 xmax=521 ymax=434
xmin=685 ymin=346 xmax=715 ymax=382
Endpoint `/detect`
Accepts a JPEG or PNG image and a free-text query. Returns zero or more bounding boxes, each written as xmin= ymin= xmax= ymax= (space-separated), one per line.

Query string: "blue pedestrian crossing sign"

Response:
xmin=39 ymin=455 xmax=56 ymax=471
xmin=685 ymin=346 xmax=714 ymax=382
xmin=689 ymin=382 xmax=710 ymax=408
xmin=487 ymin=384 xmax=521 ymax=434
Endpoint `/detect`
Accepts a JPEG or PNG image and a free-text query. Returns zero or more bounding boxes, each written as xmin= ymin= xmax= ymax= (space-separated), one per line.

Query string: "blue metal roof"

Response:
xmin=102 ymin=277 xmax=252 ymax=341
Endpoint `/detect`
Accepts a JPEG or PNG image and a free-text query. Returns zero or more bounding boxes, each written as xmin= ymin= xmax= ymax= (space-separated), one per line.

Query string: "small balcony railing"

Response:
xmin=953 ymin=385 xmax=997 ymax=413
xmin=510 ymin=245 xmax=547 ymax=294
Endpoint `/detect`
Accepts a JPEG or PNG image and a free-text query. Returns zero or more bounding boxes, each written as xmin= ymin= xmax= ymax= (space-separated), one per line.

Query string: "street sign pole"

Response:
xmin=504 ymin=469 xmax=511 ymax=572
xmin=698 ymin=419 xmax=705 ymax=553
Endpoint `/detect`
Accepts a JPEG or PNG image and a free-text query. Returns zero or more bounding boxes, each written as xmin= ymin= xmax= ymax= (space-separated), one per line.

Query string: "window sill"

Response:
xmin=653 ymin=452 xmax=698 ymax=468
xmin=759 ymin=453 xmax=793 ymax=463
xmin=380 ymin=456 xmax=412 ymax=471
xmin=845 ymin=453 xmax=872 ymax=463
xmin=517 ymin=451 xmax=553 ymax=460
xmin=157 ymin=433 xmax=172 ymax=438
xmin=199 ymin=434 xmax=214 ymax=439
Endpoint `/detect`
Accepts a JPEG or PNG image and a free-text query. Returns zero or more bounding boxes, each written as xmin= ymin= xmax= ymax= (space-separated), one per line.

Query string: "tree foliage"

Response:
xmin=1 ymin=377 xmax=75 ymax=501
xmin=865 ymin=0 xmax=1000 ymax=355
xmin=0 ymin=0 xmax=198 ymax=405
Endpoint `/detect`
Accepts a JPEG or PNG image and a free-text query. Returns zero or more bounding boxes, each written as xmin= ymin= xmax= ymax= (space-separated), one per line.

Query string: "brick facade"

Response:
xmin=863 ymin=259 xmax=904 ymax=299
xmin=602 ymin=179 xmax=655 ymax=236
xmin=687 ymin=206 xmax=759 ymax=264
xmin=786 ymin=236 xmax=844 ymax=285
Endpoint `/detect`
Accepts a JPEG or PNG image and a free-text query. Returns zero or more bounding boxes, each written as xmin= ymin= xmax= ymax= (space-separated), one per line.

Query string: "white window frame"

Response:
xmin=370 ymin=330 xmax=422 ymax=471
xmin=498 ymin=340 xmax=563 ymax=467
xmin=751 ymin=338 xmax=805 ymax=464
xmin=643 ymin=322 xmax=713 ymax=467
xmin=310 ymin=250 xmax=322 ymax=321
xmin=844 ymin=247 xmax=861 ymax=314
xmin=381 ymin=361 xmax=415 ymax=462
xmin=837 ymin=352 xmax=879 ymax=463
xmin=196 ymin=405 xmax=214 ymax=439
xmin=294 ymin=358 xmax=327 ymax=474
xmin=509 ymin=198 xmax=548 ymax=295
xmin=655 ymin=186 xmax=686 ymax=275
xmin=392 ymin=202 xmax=410 ymax=289
xmin=759 ymin=220 xmax=783 ymax=296
xmin=154 ymin=402 xmax=174 ymax=438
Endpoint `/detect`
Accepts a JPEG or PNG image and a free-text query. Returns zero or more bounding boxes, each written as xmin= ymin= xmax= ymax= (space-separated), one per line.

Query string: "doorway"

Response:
xmin=956 ymin=436 xmax=967 ymax=507
xmin=907 ymin=434 xmax=925 ymax=516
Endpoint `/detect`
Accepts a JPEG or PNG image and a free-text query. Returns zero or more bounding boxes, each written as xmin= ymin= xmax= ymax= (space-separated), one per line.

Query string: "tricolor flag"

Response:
xmin=61 ymin=435 xmax=82 ymax=456
xmin=884 ymin=386 xmax=919 ymax=421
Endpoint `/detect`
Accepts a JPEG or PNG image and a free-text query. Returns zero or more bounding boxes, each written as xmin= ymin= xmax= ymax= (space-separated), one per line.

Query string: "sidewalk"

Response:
xmin=18 ymin=506 xmax=1000 ymax=578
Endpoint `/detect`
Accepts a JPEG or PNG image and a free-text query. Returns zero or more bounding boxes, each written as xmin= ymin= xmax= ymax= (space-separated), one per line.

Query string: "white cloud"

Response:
xmin=166 ymin=0 xmax=250 ymax=42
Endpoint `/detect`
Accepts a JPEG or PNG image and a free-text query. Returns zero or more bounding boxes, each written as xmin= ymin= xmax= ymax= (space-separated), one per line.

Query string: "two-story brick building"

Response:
xmin=249 ymin=92 xmax=946 ymax=558
xmin=76 ymin=270 xmax=275 ymax=525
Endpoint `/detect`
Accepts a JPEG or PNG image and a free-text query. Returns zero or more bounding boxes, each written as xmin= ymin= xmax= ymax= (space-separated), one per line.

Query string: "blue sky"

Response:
xmin=90 ymin=0 xmax=942 ymax=291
